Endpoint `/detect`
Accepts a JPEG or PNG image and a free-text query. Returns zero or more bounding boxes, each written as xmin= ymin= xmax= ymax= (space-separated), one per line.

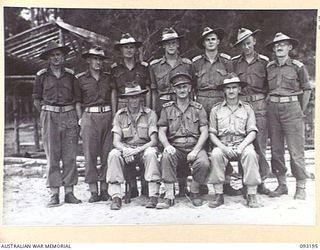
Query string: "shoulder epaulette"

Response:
xmin=292 ymin=59 xmax=304 ymax=68
xmin=266 ymin=61 xmax=276 ymax=68
xmin=150 ymin=58 xmax=162 ymax=66
xmin=75 ymin=71 xmax=86 ymax=78
xmin=242 ymin=101 xmax=254 ymax=109
xmin=65 ymin=68 xmax=74 ymax=74
xmin=220 ymin=53 xmax=231 ymax=60
xmin=192 ymin=55 xmax=203 ymax=62
xmin=190 ymin=101 xmax=202 ymax=109
xmin=140 ymin=61 xmax=148 ymax=67
xmin=111 ymin=62 xmax=118 ymax=69
xmin=143 ymin=107 xmax=151 ymax=113
xmin=162 ymin=101 xmax=175 ymax=108
xmin=36 ymin=68 xmax=47 ymax=76
xmin=182 ymin=57 xmax=192 ymax=64
xmin=102 ymin=71 xmax=111 ymax=75
xmin=231 ymin=54 xmax=241 ymax=61
xmin=258 ymin=54 xmax=269 ymax=62
xmin=213 ymin=102 xmax=222 ymax=108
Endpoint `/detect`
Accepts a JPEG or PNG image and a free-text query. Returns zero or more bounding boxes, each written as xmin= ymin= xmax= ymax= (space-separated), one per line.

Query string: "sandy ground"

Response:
xmin=2 ymin=150 xmax=315 ymax=226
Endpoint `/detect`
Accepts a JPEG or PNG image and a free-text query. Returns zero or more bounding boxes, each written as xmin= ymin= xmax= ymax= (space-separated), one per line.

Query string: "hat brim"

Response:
xmin=172 ymin=80 xmax=192 ymax=87
xmin=197 ymin=28 xmax=225 ymax=49
xmin=233 ymin=29 xmax=261 ymax=47
xmin=218 ymin=81 xmax=248 ymax=90
xmin=81 ymin=52 xmax=108 ymax=59
xmin=120 ymin=89 xmax=149 ymax=98
xmin=39 ymin=46 xmax=70 ymax=60
xmin=265 ymin=38 xmax=299 ymax=51
xmin=157 ymin=35 xmax=184 ymax=46
xmin=114 ymin=41 xmax=143 ymax=51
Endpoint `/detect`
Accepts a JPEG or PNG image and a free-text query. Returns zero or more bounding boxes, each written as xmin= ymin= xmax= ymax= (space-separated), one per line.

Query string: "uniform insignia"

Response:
xmin=75 ymin=71 xmax=86 ymax=78
xmin=162 ymin=101 xmax=175 ymax=108
xmin=143 ymin=107 xmax=151 ymax=113
xmin=219 ymin=53 xmax=231 ymax=60
xmin=231 ymin=54 xmax=241 ymax=61
xmin=258 ymin=54 xmax=269 ymax=62
xmin=266 ymin=61 xmax=276 ymax=68
xmin=150 ymin=58 xmax=162 ymax=66
xmin=36 ymin=68 xmax=47 ymax=76
xmin=182 ymin=57 xmax=192 ymax=64
xmin=140 ymin=61 xmax=148 ymax=67
xmin=292 ymin=59 xmax=304 ymax=68
xmin=111 ymin=62 xmax=118 ymax=69
xmin=192 ymin=55 xmax=203 ymax=62
xmin=190 ymin=101 xmax=202 ymax=109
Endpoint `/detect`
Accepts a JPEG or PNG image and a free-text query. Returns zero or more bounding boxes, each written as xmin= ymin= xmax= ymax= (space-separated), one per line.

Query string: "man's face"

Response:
xmin=241 ymin=36 xmax=256 ymax=56
xmin=120 ymin=44 xmax=136 ymax=59
xmin=273 ymin=41 xmax=292 ymax=58
xmin=163 ymin=39 xmax=179 ymax=55
xmin=173 ymin=83 xmax=191 ymax=99
xmin=87 ymin=55 xmax=103 ymax=71
xmin=48 ymin=49 xmax=64 ymax=66
xmin=203 ymin=33 xmax=220 ymax=51
xmin=223 ymin=83 xmax=241 ymax=100
xmin=127 ymin=95 xmax=143 ymax=109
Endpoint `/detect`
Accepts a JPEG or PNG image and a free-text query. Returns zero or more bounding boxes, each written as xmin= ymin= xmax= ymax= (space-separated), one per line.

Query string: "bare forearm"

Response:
xmin=75 ymin=102 xmax=82 ymax=119
xmin=301 ymin=90 xmax=311 ymax=113
xmin=192 ymin=129 xmax=208 ymax=153
xmin=210 ymin=133 xmax=227 ymax=150
xmin=238 ymin=131 xmax=256 ymax=150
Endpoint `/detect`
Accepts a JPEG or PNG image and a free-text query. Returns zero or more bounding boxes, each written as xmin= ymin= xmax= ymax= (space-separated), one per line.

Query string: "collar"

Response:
xmin=47 ymin=66 xmax=65 ymax=77
xmin=160 ymin=55 xmax=182 ymax=65
xmin=203 ymin=53 xmax=219 ymax=63
xmin=119 ymin=58 xmax=138 ymax=69
xmin=238 ymin=51 xmax=259 ymax=64
xmin=275 ymin=57 xmax=292 ymax=66
xmin=221 ymin=99 xmax=243 ymax=107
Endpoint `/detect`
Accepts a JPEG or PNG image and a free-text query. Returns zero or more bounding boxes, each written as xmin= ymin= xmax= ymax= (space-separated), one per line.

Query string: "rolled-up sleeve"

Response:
xmin=149 ymin=66 xmax=157 ymax=90
xmin=111 ymin=112 xmax=123 ymax=136
xmin=157 ymin=108 xmax=168 ymax=127
xmin=246 ymin=106 xmax=258 ymax=134
xmin=148 ymin=111 xmax=158 ymax=136
xmin=198 ymin=107 xmax=208 ymax=127
xmin=209 ymin=107 xmax=218 ymax=135
xmin=32 ymin=75 xmax=42 ymax=100
xmin=299 ymin=65 xmax=312 ymax=90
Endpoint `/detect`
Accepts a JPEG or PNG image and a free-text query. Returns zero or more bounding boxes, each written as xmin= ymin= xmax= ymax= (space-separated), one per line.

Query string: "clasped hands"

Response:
xmin=122 ymin=147 xmax=141 ymax=164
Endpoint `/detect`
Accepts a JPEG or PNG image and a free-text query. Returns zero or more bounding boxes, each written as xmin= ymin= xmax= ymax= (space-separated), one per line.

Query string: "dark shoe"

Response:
xmin=65 ymin=193 xmax=82 ymax=204
xmin=110 ymin=197 xmax=122 ymax=210
xmin=208 ymin=194 xmax=224 ymax=208
xmin=223 ymin=184 xmax=242 ymax=196
xmin=99 ymin=190 xmax=110 ymax=201
xmin=145 ymin=196 xmax=158 ymax=208
xmin=47 ymin=194 xmax=60 ymax=207
xmin=156 ymin=198 xmax=175 ymax=209
xmin=247 ymin=194 xmax=261 ymax=208
xmin=190 ymin=192 xmax=202 ymax=207
xmin=269 ymin=184 xmax=288 ymax=198
xmin=199 ymin=184 xmax=209 ymax=195
xmin=294 ymin=187 xmax=306 ymax=200
xmin=257 ymin=183 xmax=271 ymax=195
xmin=88 ymin=192 xmax=100 ymax=203
xmin=130 ymin=186 xmax=139 ymax=198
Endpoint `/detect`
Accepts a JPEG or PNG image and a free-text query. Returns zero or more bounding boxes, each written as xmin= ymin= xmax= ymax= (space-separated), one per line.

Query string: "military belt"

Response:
xmin=269 ymin=95 xmax=298 ymax=103
xmin=84 ymin=105 xmax=111 ymax=113
xmin=197 ymin=89 xmax=224 ymax=98
xmin=41 ymin=105 xmax=74 ymax=113
xmin=219 ymin=135 xmax=245 ymax=144
xmin=241 ymin=93 xmax=265 ymax=102
xmin=172 ymin=137 xmax=198 ymax=144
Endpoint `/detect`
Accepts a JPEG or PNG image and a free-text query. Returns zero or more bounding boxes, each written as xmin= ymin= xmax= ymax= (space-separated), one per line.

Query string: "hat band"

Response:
xmin=88 ymin=49 xmax=105 ymax=57
xmin=237 ymin=31 xmax=253 ymax=41
xmin=224 ymin=77 xmax=241 ymax=84
xmin=119 ymin=37 xmax=137 ymax=44
xmin=162 ymin=33 xmax=179 ymax=40
xmin=124 ymin=85 xmax=142 ymax=94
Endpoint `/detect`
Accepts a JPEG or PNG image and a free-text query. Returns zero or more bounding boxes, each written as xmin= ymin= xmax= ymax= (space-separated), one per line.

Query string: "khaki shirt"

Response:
xmin=32 ymin=67 xmax=80 ymax=105
xmin=158 ymin=101 xmax=208 ymax=144
xmin=192 ymin=53 xmax=233 ymax=91
xmin=111 ymin=60 xmax=150 ymax=95
xmin=232 ymin=52 xmax=269 ymax=95
xmin=112 ymin=106 xmax=158 ymax=146
xmin=209 ymin=100 xmax=258 ymax=139
xmin=267 ymin=57 xmax=311 ymax=96
xmin=150 ymin=56 xmax=194 ymax=96
xmin=76 ymin=70 xmax=114 ymax=107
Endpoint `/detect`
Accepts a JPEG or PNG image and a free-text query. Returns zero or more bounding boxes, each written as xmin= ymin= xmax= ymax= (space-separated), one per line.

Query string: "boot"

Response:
xmin=88 ymin=192 xmax=100 ymax=203
xmin=177 ymin=178 xmax=189 ymax=197
xmin=65 ymin=193 xmax=82 ymax=204
xmin=156 ymin=198 xmax=175 ymax=209
xmin=257 ymin=183 xmax=271 ymax=195
xmin=189 ymin=192 xmax=202 ymax=207
xmin=145 ymin=197 xmax=158 ymax=208
xmin=110 ymin=197 xmax=122 ymax=210
xmin=208 ymin=194 xmax=224 ymax=208
xmin=247 ymin=194 xmax=261 ymax=208
xmin=223 ymin=183 xmax=242 ymax=196
xmin=47 ymin=194 xmax=60 ymax=208
xmin=294 ymin=187 xmax=306 ymax=200
xmin=99 ymin=190 xmax=110 ymax=201
xmin=268 ymin=184 xmax=288 ymax=197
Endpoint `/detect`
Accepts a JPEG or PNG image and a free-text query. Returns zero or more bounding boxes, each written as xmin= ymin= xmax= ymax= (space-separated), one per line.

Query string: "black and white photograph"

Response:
xmin=2 ymin=6 xmax=317 ymax=228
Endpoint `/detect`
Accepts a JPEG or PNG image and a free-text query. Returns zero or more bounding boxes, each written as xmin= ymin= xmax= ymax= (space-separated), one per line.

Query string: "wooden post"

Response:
xmin=13 ymin=87 xmax=20 ymax=155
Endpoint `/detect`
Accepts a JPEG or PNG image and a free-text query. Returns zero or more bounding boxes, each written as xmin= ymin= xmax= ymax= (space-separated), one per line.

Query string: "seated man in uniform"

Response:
xmin=106 ymin=85 xmax=161 ymax=210
xmin=157 ymin=72 xmax=210 ymax=209
xmin=208 ymin=73 xmax=262 ymax=208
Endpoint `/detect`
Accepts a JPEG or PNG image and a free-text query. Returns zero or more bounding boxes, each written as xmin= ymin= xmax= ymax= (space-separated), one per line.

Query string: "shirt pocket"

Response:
xmin=281 ymin=71 xmax=299 ymax=91
xmin=185 ymin=112 xmax=199 ymax=135
xmin=267 ymin=71 xmax=277 ymax=90
xmin=167 ymin=112 xmax=181 ymax=134
xmin=137 ymin=124 xmax=149 ymax=139
xmin=122 ymin=124 xmax=134 ymax=139
xmin=249 ymin=70 xmax=266 ymax=89
xmin=234 ymin=112 xmax=248 ymax=134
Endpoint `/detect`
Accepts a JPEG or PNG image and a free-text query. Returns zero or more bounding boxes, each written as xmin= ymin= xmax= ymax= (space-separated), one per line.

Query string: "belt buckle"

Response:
xmin=60 ymin=106 xmax=65 ymax=112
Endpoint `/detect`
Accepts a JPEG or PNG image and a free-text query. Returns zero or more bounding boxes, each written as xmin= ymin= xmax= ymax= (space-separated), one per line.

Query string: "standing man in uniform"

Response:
xmin=107 ymin=86 xmax=160 ymax=210
xmin=149 ymin=27 xmax=195 ymax=196
xmin=76 ymin=45 xmax=114 ymax=203
xmin=192 ymin=26 xmax=239 ymax=196
xmin=232 ymin=28 xmax=271 ymax=195
xmin=33 ymin=41 xmax=81 ymax=207
xmin=111 ymin=33 xmax=151 ymax=110
xmin=208 ymin=73 xmax=261 ymax=208
xmin=265 ymin=33 xmax=311 ymax=199
xmin=157 ymin=72 xmax=210 ymax=209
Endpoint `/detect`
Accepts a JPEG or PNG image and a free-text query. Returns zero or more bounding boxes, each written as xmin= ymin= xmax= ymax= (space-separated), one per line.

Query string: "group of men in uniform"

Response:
xmin=33 ymin=25 xmax=312 ymax=210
